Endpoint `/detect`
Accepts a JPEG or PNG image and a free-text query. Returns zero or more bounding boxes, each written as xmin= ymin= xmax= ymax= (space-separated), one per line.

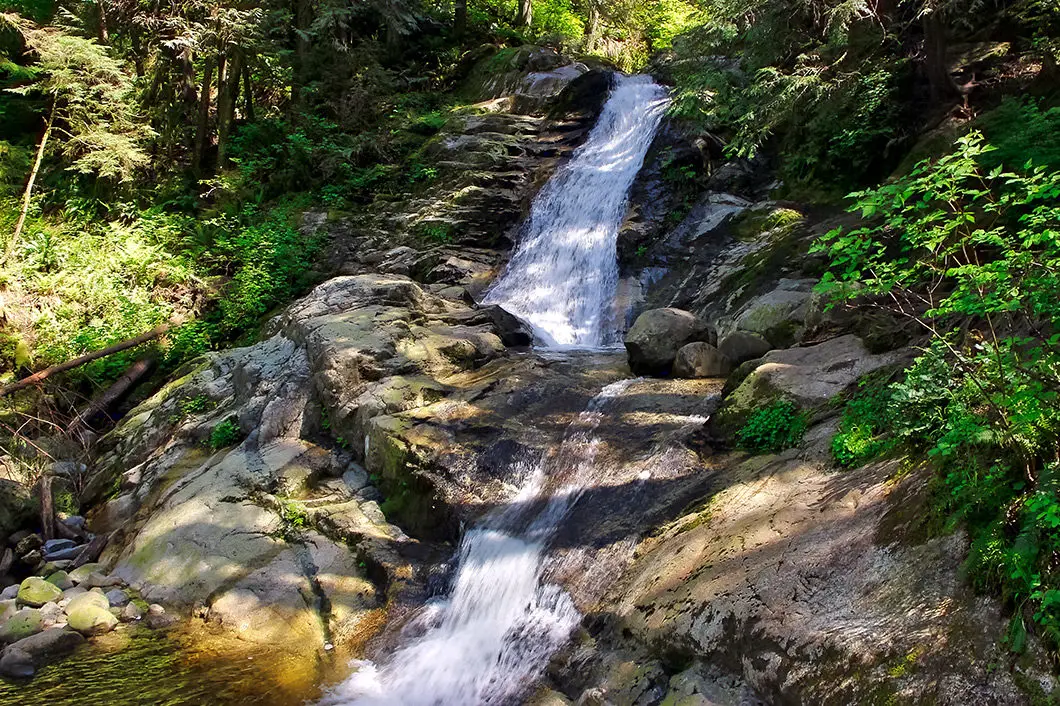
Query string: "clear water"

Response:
xmin=484 ymin=75 xmax=670 ymax=348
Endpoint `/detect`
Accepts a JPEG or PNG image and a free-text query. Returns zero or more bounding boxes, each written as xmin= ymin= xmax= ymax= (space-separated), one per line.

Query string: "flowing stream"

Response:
xmin=323 ymin=75 xmax=669 ymax=706
xmin=484 ymin=74 xmax=670 ymax=348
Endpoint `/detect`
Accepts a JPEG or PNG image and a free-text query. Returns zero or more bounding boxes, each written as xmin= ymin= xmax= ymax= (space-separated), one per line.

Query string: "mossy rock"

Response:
xmin=0 ymin=608 xmax=44 ymax=642
xmin=67 ymin=563 xmax=105 ymax=585
xmin=67 ymin=603 xmax=118 ymax=636
xmin=66 ymin=591 xmax=110 ymax=614
xmin=0 ymin=479 xmax=35 ymax=539
xmin=731 ymin=206 xmax=805 ymax=242
xmin=17 ymin=578 xmax=63 ymax=608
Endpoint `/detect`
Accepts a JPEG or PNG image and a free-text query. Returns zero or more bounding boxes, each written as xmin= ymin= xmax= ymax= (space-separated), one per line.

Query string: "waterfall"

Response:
xmin=484 ymin=75 xmax=670 ymax=348
xmin=322 ymin=74 xmax=668 ymax=706
xmin=321 ymin=380 xmax=634 ymax=706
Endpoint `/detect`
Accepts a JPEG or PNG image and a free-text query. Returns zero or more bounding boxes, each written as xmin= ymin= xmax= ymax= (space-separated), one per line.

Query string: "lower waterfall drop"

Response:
xmin=320 ymin=380 xmax=634 ymax=706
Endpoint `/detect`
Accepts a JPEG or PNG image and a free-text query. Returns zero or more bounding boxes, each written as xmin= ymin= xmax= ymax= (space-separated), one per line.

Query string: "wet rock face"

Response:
xmin=558 ymin=440 xmax=1054 ymax=705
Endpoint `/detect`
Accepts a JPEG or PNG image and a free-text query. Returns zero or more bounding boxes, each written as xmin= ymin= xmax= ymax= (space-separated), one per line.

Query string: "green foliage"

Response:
xmin=831 ymin=382 xmax=899 ymax=467
xmin=977 ymin=98 xmax=1060 ymax=173
xmin=3 ymin=15 xmax=152 ymax=183
xmin=278 ymin=499 xmax=309 ymax=539
xmin=53 ymin=487 xmax=77 ymax=515
xmin=208 ymin=417 xmax=242 ymax=450
xmin=418 ymin=220 xmax=453 ymax=243
xmin=817 ymin=131 xmax=1060 ymax=655
xmin=736 ymin=400 xmax=808 ymax=453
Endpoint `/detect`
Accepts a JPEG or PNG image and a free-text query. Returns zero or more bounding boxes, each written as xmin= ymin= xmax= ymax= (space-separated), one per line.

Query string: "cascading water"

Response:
xmin=484 ymin=75 xmax=670 ymax=348
xmin=322 ymin=75 xmax=669 ymax=706
xmin=321 ymin=380 xmax=634 ymax=706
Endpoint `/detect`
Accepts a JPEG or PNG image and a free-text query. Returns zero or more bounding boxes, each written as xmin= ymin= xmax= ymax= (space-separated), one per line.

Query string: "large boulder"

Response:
xmin=713 ymin=335 xmax=903 ymax=435
xmin=625 ymin=308 xmax=716 ymax=375
xmin=568 ymin=450 xmax=1055 ymax=705
xmin=672 ymin=343 xmax=732 ymax=379
xmin=718 ymin=330 xmax=772 ymax=364
xmin=0 ymin=628 xmax=84 ymax=677
xmin=732 ymin=278 xmax=816 ymax=347
xmin=0 ymin=479 xmax=33 ymax=540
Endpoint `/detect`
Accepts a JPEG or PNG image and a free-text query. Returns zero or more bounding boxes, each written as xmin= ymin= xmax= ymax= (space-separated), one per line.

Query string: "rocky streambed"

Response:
xmin=1 ymin=45 xmax=1057 ymax=706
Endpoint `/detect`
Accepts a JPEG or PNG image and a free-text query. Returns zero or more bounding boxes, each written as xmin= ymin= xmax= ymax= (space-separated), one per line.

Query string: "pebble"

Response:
xmin=37 ymin=602 xmax=63 ymax=627
xmin=121 ymin=603 xmax=142 ymax=621
xmin=83 ymin=572 xmax=123 ymax=589
xmin=0 ymin=584 xmax=18 ymax=600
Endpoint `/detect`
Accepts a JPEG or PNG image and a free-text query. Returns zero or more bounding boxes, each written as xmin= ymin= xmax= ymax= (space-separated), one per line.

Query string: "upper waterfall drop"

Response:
xmin=484 ymin=74 xmax=670 ymax=348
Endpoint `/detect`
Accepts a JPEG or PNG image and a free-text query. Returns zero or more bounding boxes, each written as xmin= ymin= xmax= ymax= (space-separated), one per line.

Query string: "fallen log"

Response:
xmin=66 ymin=358 xmax=153 ymax=436
xmin=0 ymin=324 xmax=170 ymax=398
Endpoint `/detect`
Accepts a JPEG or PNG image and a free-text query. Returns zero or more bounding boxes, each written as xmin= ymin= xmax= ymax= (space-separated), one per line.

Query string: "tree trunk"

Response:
xmin=216 ymin=48 xmax=243 ymax=167
xmin=386 ymin=19 xmax=402 ymax=54
xmin=242 ymin=61 xmax=255 ymax=123
xmin=97 ymin=0 xmax=109 ymax=44
xmin=455 ymin=0 xmax=467 ymax=37
xmin=179 ymin=47 xmax=198 ymax=110
xmin=8 ymin=100 xmax=55 ymax=262
xmin=290 ymin=0 xmax=312 ymax=113
xmin=585 ymin=1 xmax=600 ymax=52
xmin=193 ymin=56 xmax=215 ymax=172
xmin=923 ymin=11 xmax=959 ymax=103
xmin=67 ymin=358 xmax=153 ymax=437
xmin=516 ymin=0 xmax=533 ymax=27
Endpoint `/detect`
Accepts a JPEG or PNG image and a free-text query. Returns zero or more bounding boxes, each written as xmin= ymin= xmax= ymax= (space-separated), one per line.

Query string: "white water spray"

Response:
xmin=321 ymin=381 xmax=634 ymax=706
xmin=484 ymin=75 xmax=670 ymax=348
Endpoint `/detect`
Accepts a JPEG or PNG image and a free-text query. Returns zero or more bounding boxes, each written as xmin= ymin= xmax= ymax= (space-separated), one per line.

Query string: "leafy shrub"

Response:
xmin=978 ymin=98 xmax=1060 ymax=172
xmin=831 ymin=383 xmax=898 ymax=467
xmin=208 ymin=418 xmax=242 ymax=450
xmin=736 ymin=400 xmax=808 ymax=453
xmin=814 ymin=131 xmax=1060 ymax=653
xmin=418 ymin=221 xmax=453 ymax=243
